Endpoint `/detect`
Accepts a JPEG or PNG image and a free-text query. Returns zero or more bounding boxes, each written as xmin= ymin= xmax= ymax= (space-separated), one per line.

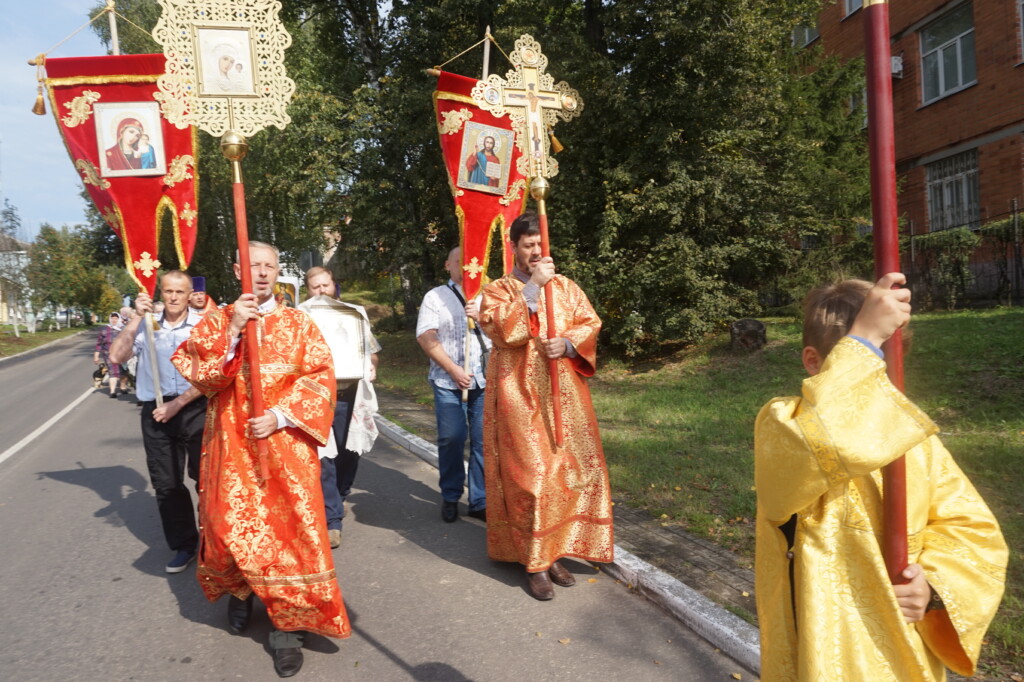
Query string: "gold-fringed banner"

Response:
xmin=45 ymin=54 xmax=199 ymax=294
xmin=434 ymin=70 xmax=528 ymax=300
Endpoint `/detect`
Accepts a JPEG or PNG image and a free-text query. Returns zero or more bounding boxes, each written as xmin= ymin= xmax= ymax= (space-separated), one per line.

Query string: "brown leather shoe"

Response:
xmin=526 ymin=569 xmax=555 ymax=600
xmin=548 ymin=560 xmax=576 ymax=587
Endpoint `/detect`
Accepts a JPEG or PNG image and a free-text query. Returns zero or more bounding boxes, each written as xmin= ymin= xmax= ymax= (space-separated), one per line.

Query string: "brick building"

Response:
xmin=809 ymin=0 xmax=1023 ymax=232
xmin=802 ymin=0 xmax=1024 ymax=301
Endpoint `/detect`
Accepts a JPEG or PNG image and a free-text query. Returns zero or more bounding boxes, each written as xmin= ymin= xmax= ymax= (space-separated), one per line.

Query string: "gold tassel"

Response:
xmin=32 ymin=86 xmax=46 ymax=115
xmin=549 ymin=129 xmax=564 ymax=154
xmin=31 ymin=54 xmax=46 ymax=115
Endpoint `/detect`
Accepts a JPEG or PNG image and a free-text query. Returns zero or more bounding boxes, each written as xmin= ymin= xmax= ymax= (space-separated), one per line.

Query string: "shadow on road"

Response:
xmin=348 ymin=456 xmax=521 ymax=590
xmin=38 ymin=461 xmax=160 ymax=565
xmin=347 ymin=607 xmax=474 ymax=681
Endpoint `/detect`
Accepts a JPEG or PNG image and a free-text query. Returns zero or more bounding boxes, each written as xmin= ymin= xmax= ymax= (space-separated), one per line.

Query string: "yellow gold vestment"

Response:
xmin=479 ymin=273 xmax=614 ymax=572
xmin=171 ymin=304 xmax=349 ymax=639
xmin=755 ymin=337 xmax=1007 ymax=680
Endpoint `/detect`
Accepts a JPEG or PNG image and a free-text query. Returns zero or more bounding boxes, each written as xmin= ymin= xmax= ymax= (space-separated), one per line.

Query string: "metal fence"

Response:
xmin=907 ymin=203 xmax=1024 ymax=308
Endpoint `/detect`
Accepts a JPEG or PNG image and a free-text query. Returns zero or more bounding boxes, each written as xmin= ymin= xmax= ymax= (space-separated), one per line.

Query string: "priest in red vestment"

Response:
xmin=479 ymin=212 xmax=614 ymax=601
xmin=171 ymin=241 xmax=348 ymax=677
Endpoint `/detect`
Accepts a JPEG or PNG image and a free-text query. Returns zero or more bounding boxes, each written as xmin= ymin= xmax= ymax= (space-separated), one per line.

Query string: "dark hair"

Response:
xmin=802 ymin=279 xmax=872 ymax=358
xmin=509 ymin=211 xmax=540 ymax=244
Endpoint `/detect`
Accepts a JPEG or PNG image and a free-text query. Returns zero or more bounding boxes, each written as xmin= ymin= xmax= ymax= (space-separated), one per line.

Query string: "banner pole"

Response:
xmin=143 ymin=312 xmax=162 ymax=407
xmin=221 ymin=131 xmax=271 ymax=483
xmin=864 ymin=0 xmax=907 ymax=584
xmin=530 ymin=177 xmax=563 ymax=447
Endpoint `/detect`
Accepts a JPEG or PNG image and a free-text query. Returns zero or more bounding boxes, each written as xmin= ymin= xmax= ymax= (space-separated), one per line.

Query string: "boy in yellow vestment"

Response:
xmin=754 ymin=273 xmax=1007 ymax=681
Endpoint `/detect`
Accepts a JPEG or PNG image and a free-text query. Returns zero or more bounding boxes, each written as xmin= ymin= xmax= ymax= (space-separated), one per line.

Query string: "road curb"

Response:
xmin=373 ymin=413 xmax=762 ymax=674
xmin=0 ymin=329 xmax=93 ymax=366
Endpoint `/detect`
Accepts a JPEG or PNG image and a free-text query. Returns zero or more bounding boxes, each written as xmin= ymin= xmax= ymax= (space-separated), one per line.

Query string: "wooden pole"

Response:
xmin=530 ymin=177 xmax=563 ymax=447
xmin=482 ymin=25 xmax=491 ymax=79
xmin=459 ymin=24 xmax=493 ymax=403
xmin=863 ymin=0 xmax=907 ymax=584
xmin=462 ymin=320 xmax=471 ymax=402
xmin=221 ymin=131 xmax=270 ymax=483
xmin=106 ymin=0 xmax=120 ymax=55
xmin=143 ymin=312 xmax=162 ymax=407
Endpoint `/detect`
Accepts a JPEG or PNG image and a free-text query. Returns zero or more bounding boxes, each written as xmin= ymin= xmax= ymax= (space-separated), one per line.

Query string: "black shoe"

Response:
xmin=273 ymin=647 xmax=304 ymax=677
xmin=441 ymin=500 xmax=459 ymax=523
xmin=467 ymin=508 xmax=487 ymax=522
xmin=227 ymin=594 xmax=254 ymax=635
xmin=165 ymin=549 xmax=196 ymax=574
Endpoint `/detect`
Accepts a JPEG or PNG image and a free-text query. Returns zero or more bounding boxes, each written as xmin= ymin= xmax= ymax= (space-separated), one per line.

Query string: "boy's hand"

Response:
xmin=893 ymin=563 xmax=931 ymax=623
xmin=848 ymin=272 xmax=911 ymax=348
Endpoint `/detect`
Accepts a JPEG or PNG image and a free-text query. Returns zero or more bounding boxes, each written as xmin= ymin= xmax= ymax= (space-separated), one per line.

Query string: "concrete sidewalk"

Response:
xmin=373 ymin=386 xmax=761 ymax=674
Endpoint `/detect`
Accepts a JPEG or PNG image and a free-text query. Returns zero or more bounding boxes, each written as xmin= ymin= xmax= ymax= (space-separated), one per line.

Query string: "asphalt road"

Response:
xmin=0 ymin=334 xmax=752 ymax=681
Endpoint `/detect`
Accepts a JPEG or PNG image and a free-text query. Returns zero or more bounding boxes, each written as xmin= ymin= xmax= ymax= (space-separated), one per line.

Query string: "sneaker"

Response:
xmin=328 ymin=529 xmax=341 ymax=549
xmin=166 ymin=549 xmax=196 ymax=574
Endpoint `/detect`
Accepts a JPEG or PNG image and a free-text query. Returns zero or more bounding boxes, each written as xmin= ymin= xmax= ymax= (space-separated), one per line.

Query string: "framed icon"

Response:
xmin=94 ymin=102 xmax=166 ymax=178
xmin=195 ymin=25 xmax=257 ymax=97
xmin=457 ymin=122 xmax=514 ymax=196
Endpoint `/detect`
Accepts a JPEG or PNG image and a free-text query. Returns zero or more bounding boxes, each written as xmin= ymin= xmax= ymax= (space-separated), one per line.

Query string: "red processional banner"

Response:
xmin=44 ymin=54 xmax=199 ymax=295
xmin=433 ymin=70 xmax=528 ymax=300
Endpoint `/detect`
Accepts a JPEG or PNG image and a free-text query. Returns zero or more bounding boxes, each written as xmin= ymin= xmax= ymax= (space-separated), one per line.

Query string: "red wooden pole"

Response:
xmin=863 ymin=0 xmax=907 ymax=584
xmin=223 ymin=132 xmax=271 ymax=482
xmin=531 ymin=178 xmax=564 ymax=447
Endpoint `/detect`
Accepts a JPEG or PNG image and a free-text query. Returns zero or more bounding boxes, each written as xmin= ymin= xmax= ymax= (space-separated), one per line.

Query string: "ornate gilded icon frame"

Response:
xmin=153 ymin=0 xmax=295 ymax=137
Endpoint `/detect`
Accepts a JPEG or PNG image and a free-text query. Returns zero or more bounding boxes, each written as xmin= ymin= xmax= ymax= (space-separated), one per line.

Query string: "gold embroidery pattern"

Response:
xmin=795 ymin=406 xmax=847 ymax=487
xmin=162 ymin=154 xmax=195 ymax=187
xmin=499 ymin=178 xmax=526 ymax=206
xmin=75 ymin=159 xmax=110 ymax=189
xmin=438 ymin=107 xmax=473 ymax=135
xmin=179 ymin=202 xmax=198 ymax=227
xmin=925 ymin=529 xmax=1006 ymax=582
xmin=463 ymin=257 xmax=484 ymax=280
xmin=133 ymin=251 xmax=162 ymax=278
xmin=101 ymin=206 xmax=122 ymax=232
xmin=247 ymin=568 xmax=337 ymax=587
xmin=61 ymin=90 xmax=101 ymax=127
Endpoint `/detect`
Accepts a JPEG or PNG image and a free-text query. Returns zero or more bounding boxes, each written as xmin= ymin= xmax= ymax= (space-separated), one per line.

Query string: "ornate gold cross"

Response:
xmin=462 ymin=256 xmax=485 ymax=281
xmin=133 ymin=251 xmax=162 ymax=278
xmin=471 ymin=35 xmax=583 ymax=180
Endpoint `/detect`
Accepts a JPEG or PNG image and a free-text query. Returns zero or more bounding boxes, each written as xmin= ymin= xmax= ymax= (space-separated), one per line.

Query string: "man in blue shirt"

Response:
xmin=110 ymin=270 xmax=206 ymax=574
xmin=415 ymin=247 xmax=490 ymax=523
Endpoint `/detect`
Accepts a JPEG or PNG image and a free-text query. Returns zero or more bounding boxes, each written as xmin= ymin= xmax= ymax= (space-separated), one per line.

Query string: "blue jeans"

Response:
xmin=321 ymin=383 xmax=359 ymax=531
xmin=432 ymin=382 xmax=485 ymax=512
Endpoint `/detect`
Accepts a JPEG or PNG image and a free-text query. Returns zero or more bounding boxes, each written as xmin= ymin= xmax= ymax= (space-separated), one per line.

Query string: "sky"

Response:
xmin=0 ymin=1 xmax=112 ymax=242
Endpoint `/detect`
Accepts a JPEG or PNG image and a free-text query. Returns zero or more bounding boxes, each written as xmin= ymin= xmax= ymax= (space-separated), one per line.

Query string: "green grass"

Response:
xmin=0 ymin=325 xmax=91 ymax=358
xmin=372 ymin=307 xmax=1024 ymax=671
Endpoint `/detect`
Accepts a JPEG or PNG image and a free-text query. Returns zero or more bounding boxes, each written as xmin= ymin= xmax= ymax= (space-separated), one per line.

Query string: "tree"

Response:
xmin=86 ymin=0 xmax=872 ymax=352
xmin=26 ymin=225 xmax=98 ymax=325
xmin=1 ymin=201 xmax=32 ymax=336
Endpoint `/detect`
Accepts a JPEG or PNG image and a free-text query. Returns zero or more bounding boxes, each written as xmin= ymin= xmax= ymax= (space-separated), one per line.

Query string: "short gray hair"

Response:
xmin=235 ymin=241 xmax=279 ymax=264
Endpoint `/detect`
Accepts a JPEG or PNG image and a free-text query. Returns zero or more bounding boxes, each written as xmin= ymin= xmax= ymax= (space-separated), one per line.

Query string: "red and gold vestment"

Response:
xmin=755 ymin=337 xmax=1007 ymax=680
xmin=171 ymin=303 xmax=349 ymax=638
xmin=479 ymin=273 xmax=614 ymax=572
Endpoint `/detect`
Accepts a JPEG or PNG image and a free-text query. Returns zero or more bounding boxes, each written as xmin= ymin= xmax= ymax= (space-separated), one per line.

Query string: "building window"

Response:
xmin=1019 ymin=0 xmax=1024 ymax=60
xmin=920 ymin=3 xmax=976 ymax=104
xmin=792 ymin=24 xmax=819 ymax=48
xmin=845 ymin=0 xmax=863 ymax=17
xmin=926 ymin=150 xmax=980 ymax=231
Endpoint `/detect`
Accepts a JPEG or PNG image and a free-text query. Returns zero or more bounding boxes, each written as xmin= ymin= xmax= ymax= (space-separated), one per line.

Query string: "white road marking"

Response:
xmin=0 ymin=387 xmax=95 ymax=466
